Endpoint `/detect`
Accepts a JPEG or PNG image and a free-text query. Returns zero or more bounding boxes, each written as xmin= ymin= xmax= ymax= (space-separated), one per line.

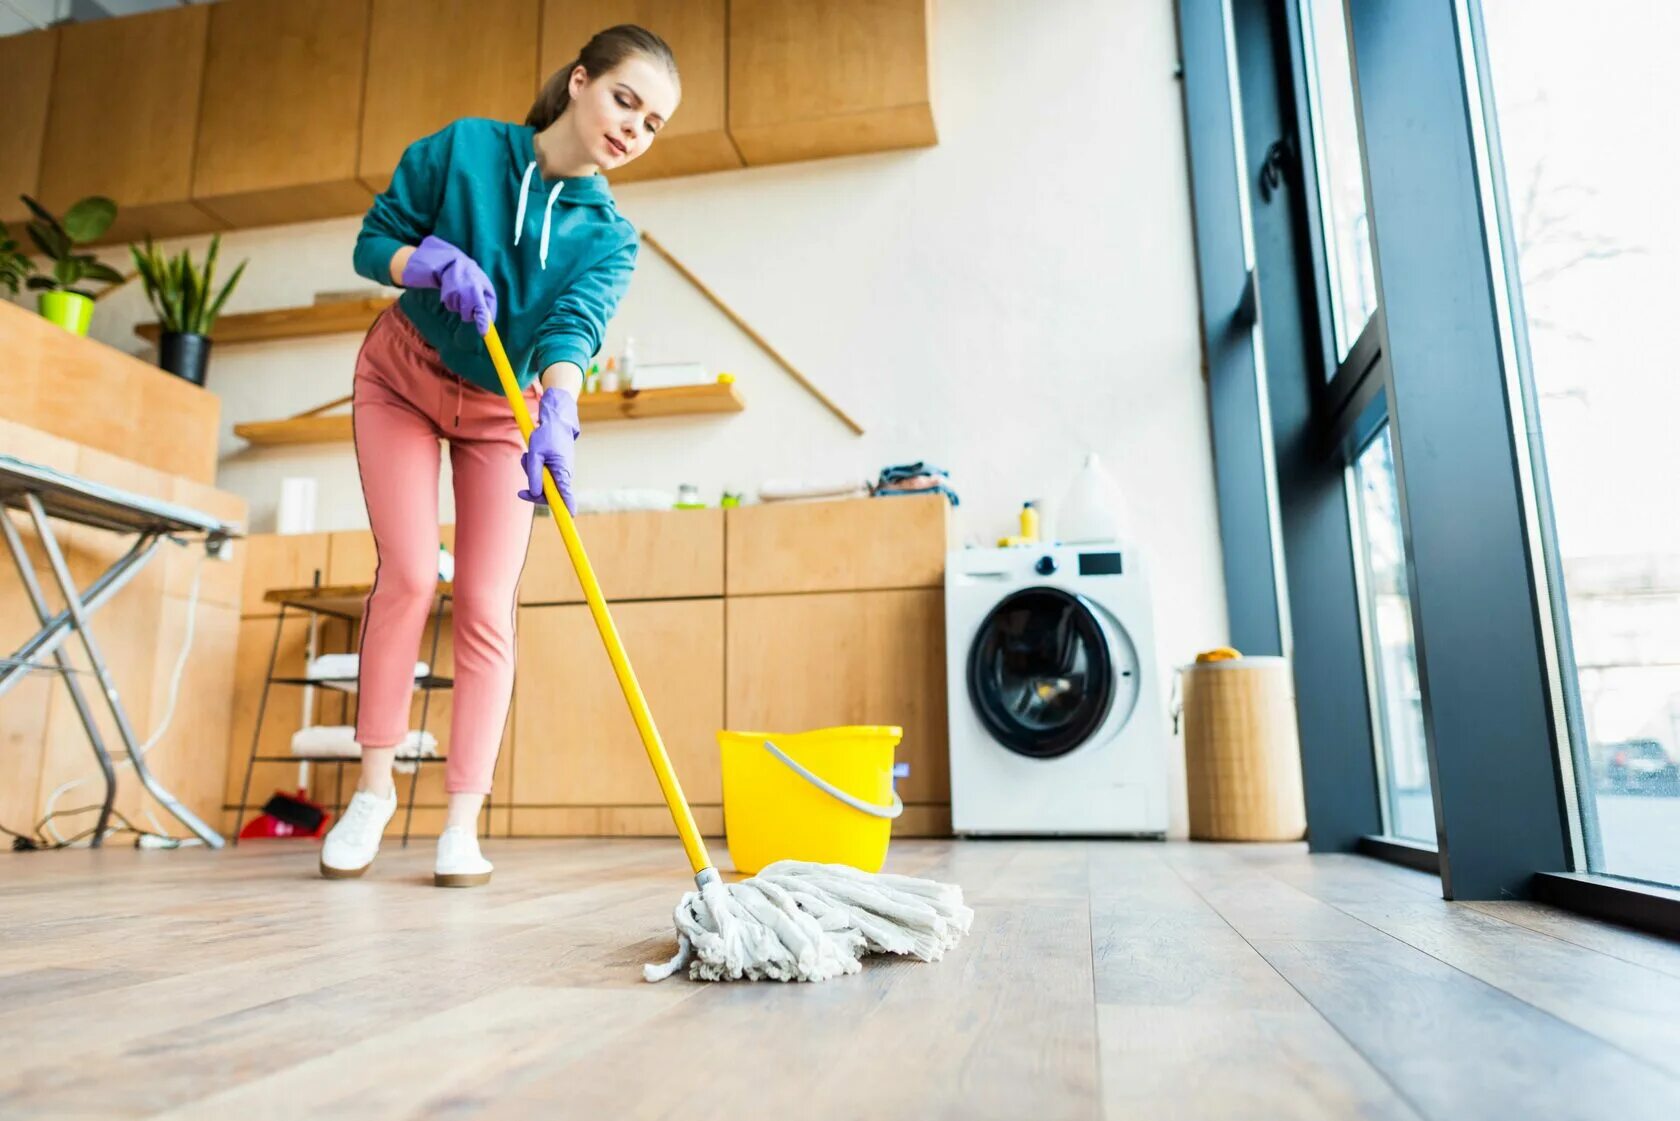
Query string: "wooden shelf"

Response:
xmin=233 ymin=383 xmax=744 ymax=447
xmin=135 ymin=297 xmax=395 ymax=345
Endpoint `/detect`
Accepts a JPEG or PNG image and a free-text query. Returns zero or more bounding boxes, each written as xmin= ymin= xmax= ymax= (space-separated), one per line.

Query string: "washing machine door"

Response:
xmin=966 ymin=587 xmax=1117 ymax=759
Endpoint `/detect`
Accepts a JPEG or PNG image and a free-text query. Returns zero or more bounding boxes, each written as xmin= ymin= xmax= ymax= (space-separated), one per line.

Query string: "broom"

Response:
xmin=481 ymin=324 xmax=971 ymax=982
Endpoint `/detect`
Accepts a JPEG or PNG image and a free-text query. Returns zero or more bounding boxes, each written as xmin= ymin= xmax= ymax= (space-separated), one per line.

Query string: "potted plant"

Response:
xmin=130 ymin=235 xmax=247 ymax=387
xmin=20 ymin=195 xmax=122 ymax=335
xmin=1 ymin=223 xmax=35 ymax=297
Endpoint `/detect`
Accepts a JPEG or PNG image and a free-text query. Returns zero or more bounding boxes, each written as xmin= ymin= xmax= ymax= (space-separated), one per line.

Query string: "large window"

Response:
xmin=1351 ymin=428 xmax=1433 ymax=843
xmin=1300 ymin=0 xmax=1376 ymax=360
xmin=1476 ymin=0 xmax=1680 ymax=887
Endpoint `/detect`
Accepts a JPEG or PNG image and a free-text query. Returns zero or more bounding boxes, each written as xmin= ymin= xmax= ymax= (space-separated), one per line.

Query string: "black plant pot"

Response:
xmin=160 ymin=331 xmax=212 ymax=386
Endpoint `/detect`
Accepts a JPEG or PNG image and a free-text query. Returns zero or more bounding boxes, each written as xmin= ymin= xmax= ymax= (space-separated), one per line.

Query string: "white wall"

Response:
xmin=60 ymin=0 xmax=1226 ymax=834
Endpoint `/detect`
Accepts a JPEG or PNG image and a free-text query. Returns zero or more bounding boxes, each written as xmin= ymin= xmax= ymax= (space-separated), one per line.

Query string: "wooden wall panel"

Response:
xmin=728 ymin=0 xmax=936 ymax=166
xmin=192 ymin=0 xmax=374 ymax=227
xmin=38 ymin=5 xmax=219 ymax=243
xmin=0 ymin=28 xmax=57 ymax=226
xmin=726 ymin=588 xmax=948 ymax=805
xmin=725 ymin=495 xmax=948 ymax=595
xmin=511 ymin=599 xmax=723 ymax=805
xmin=539 ymin=0 xmax=740 ymax=183
xmin=359 ymin=0 xmax=540 ymax=193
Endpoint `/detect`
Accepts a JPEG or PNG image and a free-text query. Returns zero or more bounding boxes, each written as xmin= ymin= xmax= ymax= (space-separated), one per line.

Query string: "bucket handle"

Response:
xmin=761 ymin=740 xmax=905 ymax=820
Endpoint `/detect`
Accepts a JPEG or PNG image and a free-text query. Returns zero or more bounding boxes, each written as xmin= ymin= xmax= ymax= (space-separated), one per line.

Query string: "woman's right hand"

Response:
xmin=401 ymin=235 xmax=497 ymax=333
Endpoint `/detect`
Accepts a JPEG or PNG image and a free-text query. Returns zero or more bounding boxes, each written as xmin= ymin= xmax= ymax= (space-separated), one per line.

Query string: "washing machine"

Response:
xmin=946 ymin=543 xmax=1169 ymax=836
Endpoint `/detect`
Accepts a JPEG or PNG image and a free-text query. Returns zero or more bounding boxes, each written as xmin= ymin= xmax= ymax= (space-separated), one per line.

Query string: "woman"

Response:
xmin=319 ymin=26 xmax=680 ymax=886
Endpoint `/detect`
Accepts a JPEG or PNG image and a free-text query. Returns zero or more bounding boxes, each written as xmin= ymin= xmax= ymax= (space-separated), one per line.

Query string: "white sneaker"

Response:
xmin=434 ymin=826 xmax=493 ymax=888
xmin=319 ymin=788 xmax=397 ymax=879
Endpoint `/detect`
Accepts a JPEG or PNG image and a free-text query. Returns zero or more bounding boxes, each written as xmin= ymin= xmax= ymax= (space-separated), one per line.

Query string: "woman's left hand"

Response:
xmin=519 ymin=388 xmax=581 ymax=512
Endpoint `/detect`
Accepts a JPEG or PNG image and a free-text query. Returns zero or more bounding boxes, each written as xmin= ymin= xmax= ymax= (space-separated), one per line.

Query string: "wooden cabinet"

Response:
xmin=511 ymin=598 xmax=724 ymax=807
xmin=359 ymin=0 xmax=541 ymax=193
xmin=727 ymin=0 xmax=937 ymax=166
xmin=0 ymin=303 xmax=221 ymax=485
xmin=539 ymin=0 xmax=740 ymax=183
xmin=520 ymin=508 xmax=723 ymax=604
xmin=192 ymin=0 xmax=374 ymax=228
xmin=38 ymin=5 xmax=218 ymax=244
xmin=0 ymin=28 xmax=56 ymax=226
xmin=726 ymin=494 xmax=948 ymax=595
xmin=726 ymin=589 xmax=949 ymax=809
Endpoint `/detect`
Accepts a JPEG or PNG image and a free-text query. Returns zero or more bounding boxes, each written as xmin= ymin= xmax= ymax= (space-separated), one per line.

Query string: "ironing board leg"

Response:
xmin=0 ymin=509 xmax=119 ymax=844
xmin=24 ymin=494 xmax=225 ymax=849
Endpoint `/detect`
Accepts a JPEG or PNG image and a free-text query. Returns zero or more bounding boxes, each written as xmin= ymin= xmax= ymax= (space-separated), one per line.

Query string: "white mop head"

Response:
xmin=643 ymin=860 xmax=973 ymax=983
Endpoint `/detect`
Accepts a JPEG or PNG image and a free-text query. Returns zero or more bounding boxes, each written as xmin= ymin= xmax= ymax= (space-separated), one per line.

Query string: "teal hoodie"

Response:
xmin=353 ymin=118 xmax=637 ymax=394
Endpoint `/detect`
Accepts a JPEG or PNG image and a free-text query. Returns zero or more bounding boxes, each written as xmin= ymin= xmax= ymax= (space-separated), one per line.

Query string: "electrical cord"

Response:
xmin=37 ymin=541 xmax=210 ymax=846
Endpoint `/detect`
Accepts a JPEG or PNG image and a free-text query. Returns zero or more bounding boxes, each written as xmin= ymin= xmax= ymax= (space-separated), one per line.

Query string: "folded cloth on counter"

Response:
xmin=569 ymin=488 xmax=677 ymax=514
xmin=304 ymin=654 xmax=429 ymax=690
xmin=289 ymin=725 xmax=439 ymax=760
xmin=757 ymin=477 xmax=874 ymax=503
xmin=875 ymin=461 xmax=960 ymax=506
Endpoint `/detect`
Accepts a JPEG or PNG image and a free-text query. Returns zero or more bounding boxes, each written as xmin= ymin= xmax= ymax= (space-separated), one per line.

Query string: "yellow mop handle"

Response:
xmin=482 ymin=324 xmax=714 ymax=876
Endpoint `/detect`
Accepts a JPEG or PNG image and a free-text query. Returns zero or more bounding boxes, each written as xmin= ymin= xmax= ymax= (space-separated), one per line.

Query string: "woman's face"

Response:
xmin=567 ymin=56 xmax=680 ymax=170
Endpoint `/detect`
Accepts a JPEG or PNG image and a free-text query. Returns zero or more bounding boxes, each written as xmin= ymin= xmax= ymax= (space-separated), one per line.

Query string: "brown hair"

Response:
xmin=525 ymin=24 xmax=680 ymax=131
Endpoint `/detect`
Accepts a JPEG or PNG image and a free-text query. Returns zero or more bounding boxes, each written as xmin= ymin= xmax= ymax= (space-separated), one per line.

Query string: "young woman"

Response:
xmin=318 ymin=26 xmax=680 ymax=886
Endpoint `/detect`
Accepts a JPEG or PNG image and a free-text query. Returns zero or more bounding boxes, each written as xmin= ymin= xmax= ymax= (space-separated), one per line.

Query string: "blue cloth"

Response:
xmin=354 ymin=118 xmax=638 ymax=393
xmin=874 ymin=461 xmax=959 ymax=506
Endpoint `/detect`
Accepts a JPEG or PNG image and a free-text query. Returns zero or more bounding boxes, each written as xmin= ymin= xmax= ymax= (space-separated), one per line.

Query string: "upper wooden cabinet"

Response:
xmin=359 ymin=0 xmax=541 ymax=193
xmin=540 ymin=0 xmax=741 ymax=184
xmin=0 ymin=29 xmax=56 ymax=227
xmin=727 ymin=0 xmax=937 ymax=167
xmin=192 ymin=0 xmax=374 ymax=229
xmin=38 ymin=5 xmax=219 ymax=244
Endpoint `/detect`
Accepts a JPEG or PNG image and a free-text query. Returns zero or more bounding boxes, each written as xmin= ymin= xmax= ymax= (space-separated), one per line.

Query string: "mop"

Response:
xmin=481 ymin=325 xmax=972 ymax=982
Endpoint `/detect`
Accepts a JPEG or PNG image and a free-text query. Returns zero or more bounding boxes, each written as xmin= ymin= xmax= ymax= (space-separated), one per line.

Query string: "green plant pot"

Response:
xmin=38 ymin=290 xmax=94 ymax=336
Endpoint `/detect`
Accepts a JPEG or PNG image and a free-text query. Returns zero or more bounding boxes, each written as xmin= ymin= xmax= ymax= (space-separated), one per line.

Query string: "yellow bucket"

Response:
xmin=718 ymin=725 xmax=904 ymax=874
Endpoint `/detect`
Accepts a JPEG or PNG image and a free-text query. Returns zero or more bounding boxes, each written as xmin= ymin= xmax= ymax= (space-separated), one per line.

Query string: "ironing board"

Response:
xmin=0 ymin=454 xmax=238 ymax=848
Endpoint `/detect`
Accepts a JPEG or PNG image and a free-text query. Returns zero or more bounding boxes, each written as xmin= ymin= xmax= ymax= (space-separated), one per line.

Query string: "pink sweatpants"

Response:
xmin=351 ymin=306 xmax=540 ymax=794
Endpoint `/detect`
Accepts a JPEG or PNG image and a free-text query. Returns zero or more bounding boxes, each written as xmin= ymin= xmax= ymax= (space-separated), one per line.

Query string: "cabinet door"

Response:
xmin=727 ymin=0 xmax=937 ymax=166
xmin=192 ymin=0 xmax=374 ymax=228
xmin=38 ymin=6 xmax=219 ymax=243
xmin=0 ymin=28 xmax=55 ymax=226
xmin=726 ymin=589 xmax=949 ymax=805
xmin=359 ymin=0 xmax=541 ymax=193
xmin=725 ymin=494 xmax=948 ymax=596
xmin=539 ymin=0 xmax=740 ymax=183
xmin=511 ymin=598 xmax=724 ymax=806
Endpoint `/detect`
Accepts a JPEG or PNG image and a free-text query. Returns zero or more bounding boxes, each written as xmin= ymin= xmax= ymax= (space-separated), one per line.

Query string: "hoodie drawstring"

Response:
xmin=516 ymin=161 xmax=565 ymax=270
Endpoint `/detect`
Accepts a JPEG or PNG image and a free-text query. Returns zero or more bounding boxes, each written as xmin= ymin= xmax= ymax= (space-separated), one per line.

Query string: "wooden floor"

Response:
xmin=3 ymin=840 xmax=1680 ymax=1120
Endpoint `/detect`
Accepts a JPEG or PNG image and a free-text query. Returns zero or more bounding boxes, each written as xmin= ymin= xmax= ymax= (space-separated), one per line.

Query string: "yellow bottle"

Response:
xmin=1020 ymin=501 xmax=1040 ymax=542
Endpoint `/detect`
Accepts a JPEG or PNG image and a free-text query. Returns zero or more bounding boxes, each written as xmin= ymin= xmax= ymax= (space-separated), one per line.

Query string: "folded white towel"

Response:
xmin=304 ymin=654 xmax=430 ymax=689
xmin=289 ymin=725 xmax=438 ymax=760
xmin=570 ymin=488 xmax=677 ymax=514
xmin=757 ymin=477 xmax=872 ymax=503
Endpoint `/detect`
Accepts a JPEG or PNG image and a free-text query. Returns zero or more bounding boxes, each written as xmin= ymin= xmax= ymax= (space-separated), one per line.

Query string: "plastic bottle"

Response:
xmin=620 ymin=336 xmax=637 ymax=390
xmin=600 ymin=357 xmax=620 ymax=393
xmin=1020 ymin=501 xmax=1040 ymax=542
xmin=1058 ymin=453 xmax=1128 ymax=543
xmin=585 ymin=362 xmax=599 ymax=394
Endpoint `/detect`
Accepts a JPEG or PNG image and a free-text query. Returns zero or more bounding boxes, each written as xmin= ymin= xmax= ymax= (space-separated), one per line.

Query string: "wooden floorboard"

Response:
xmin=1 ymin=839 xmax=1677 ymax=1119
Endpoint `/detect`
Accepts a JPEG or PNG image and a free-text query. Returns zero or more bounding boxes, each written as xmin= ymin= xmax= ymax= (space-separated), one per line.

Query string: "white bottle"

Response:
xmin=620 ymin=336 xmax=637 ymax=390
xmin=1057 ymin=453 xmax=1129 ymax=544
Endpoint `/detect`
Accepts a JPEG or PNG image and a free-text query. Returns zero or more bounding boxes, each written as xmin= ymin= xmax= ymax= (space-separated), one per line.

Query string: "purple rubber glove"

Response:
xmin=401 ymin=235 xmax=497 ymax=334
xmin=519 ymin=388 xmax=581 ymax=512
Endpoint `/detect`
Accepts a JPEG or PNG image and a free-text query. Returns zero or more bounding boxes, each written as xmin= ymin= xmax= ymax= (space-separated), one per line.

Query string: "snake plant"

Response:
xmin=130 ymin=235 xmax=248 ymax=336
